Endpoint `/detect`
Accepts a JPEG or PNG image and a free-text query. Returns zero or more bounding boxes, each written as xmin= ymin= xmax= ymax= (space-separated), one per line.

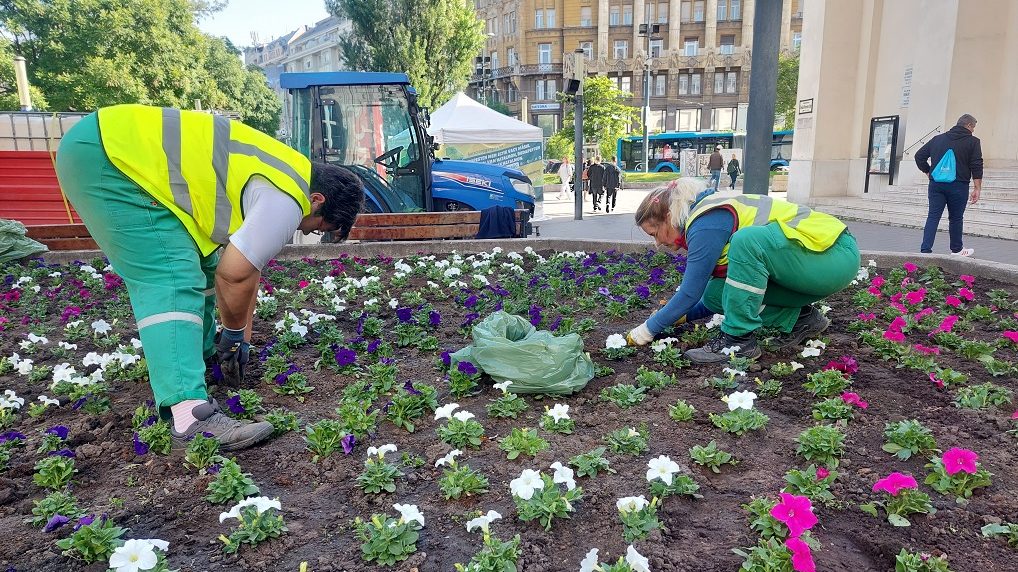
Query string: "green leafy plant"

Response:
xmin=634 ymin=366 xmax=677 ymax=390
xmin=953 ymin=383 xmax=1013 ymax=410
xmin=652 ymin=345 xmax=690 ymax=369
xmin=709 ymin=409 xmax=770 ymax=436
xmin=604 ymin=424 xmax=649 ymax=456
xmin=224 ymin=389 xmax=263 ymax=420
xmin=357 ymin=448 xmax=404 ymax=494
xmin=783 ymin=465 xmax=838 ymax=507
xmin=33 ymin=455 xmax=76 ymax=490
xmin=27 ymin=490 xmax=84 ymax=527
xmin=184 ymin=433 xmax=221 ymax=473
xmin=755 ymin=376 xmax=784 ymax=398
xmin=568 ymin=447 xmax=614 ymax=479
xmin=861 ymin=487 xmax=936 ymax=527
xmin=539 ymin=406 xmax=574 ymax=434
xmin=55 ymin=515 xmax=127 ymax=563
xmin=335 ymin=399 xmax=379 ymax=440
xmin=668 ymin=399 xmax=696 ymax=422
xmin=616 ymin=496 xmax=663 ymax=542
xmin=219 ymin=500 xmax=287 ymax=554
xmin=304 ymin=419 xmax=348 ymax=461
xmin=437 ymin=415 xmax=485 ymax=449
xmin=796 ymin=424 xmax=846 ymax=468
xmin=894 ymin=548 xmax=953 ymax=572
xmin=205 ymin=458 xmax=260 ymax=504
xmin=448 ymin=361 xmax=483 ymax=397
xmin=498 ymin=428 xmax=549 ymax=460
xmin=883 ymin=420 xmax=938 ymax=460
xmin=272 ymin=371 xmax=315 ymax=400
xmin=594 ymin=364 xmax=616 ymax=377
xmin=355 ymin=512 xmax=422 ymax=566
xmin=137 ymin=420 xmax=172 ymax=456
xmin=769 ymin=361 xmax=804 ymax=378
xmin=689 ymin=441 xmax=738 ymax=473
xmin=924 ymin=457 xmax=993 ymax=503
xmin=981 ymin=522 xmax=1018 ymax=549
xmin=803 ymin=369 xmax=852 ymax=397
xmin=599 ymin=384 xmax=647 ymax=408
xmin=386 ymin=382 xmax=438 ymax=432
xmin=438 ymin=462 xmax=490 ymax=500
xmin=812 ymin=397 xmax=855 ymax=421
xmin=512 ymin=473 xmax=584 ymax=531
xmin=265 ymin=408 xmax=301 ymax=436
xmin=486 ymin=391 xmax=529 ymax=419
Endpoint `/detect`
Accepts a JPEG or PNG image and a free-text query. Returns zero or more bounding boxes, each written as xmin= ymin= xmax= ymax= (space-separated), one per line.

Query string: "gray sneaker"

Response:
xmin=170 ymin=399 xmax=273 ymax=452
xmin=776 ymin=306 xmax=831 ymax=349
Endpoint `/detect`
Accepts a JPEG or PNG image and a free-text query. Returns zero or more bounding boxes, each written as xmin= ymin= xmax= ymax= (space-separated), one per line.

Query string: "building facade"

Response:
xmin=468 ymin=0 xmax=803 ymax=139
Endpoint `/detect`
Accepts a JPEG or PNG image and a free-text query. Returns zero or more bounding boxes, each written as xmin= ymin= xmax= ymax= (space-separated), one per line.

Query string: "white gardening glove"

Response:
xmin=626 ymin=322 xmax=654 ymax=346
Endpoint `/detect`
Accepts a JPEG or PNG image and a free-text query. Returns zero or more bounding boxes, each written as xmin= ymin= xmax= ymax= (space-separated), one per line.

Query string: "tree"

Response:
xmin=555 ymin=76 xmax=640 ymax=159
xmin=0 ymin=0 xmax=279 ymax=133
xmin=327 ymin=0 xmax=485 ymax=109
xmin=0 ymin=37 xmax=46 ymax=110
xmin=775 ymin=52 xmax=800 ymax=131
xmin=486 ymin=100 xmax=511 ymax=116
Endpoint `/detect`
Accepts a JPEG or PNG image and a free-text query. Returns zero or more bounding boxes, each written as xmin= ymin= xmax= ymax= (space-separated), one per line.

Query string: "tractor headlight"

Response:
xmin=510 ymin=178 xmax=534 ymax=197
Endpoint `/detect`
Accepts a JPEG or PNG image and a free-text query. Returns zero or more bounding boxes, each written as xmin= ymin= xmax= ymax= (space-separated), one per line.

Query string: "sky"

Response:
xmin=197 ymin=0 xmax=331 ymax=48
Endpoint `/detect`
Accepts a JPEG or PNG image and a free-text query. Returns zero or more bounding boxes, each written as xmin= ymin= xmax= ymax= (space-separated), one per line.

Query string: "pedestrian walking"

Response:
xmin=915 ymin=114 xmax=983 ymax=257
xmin=55 ymin=104 xmax=364 ymax=451
xmin=603 ymin=156 xmax=622 ymax=213
xmin=557 ymin=157 xmax=574 ymax=200
xmin=587 ymin=156 xmax=606 ymax=212
xmin=581 ymin=159 xmax=591 ymax=198
xmin=726 ymin=154 xmax=741 ymax=189
xmin=626 ymin=179 xmax=859 ymax=364
xmin=708 ymin=145 xmax=724 ymax=191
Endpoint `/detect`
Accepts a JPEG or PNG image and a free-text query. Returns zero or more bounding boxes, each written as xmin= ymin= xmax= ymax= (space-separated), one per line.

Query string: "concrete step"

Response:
xmin=811 ymin=198 xmax=1018 ymax=241
xmin=868 ymin=193 xmax=1018 ymax=216
xmin=884 ymin=186 xmax=1017 ymax=203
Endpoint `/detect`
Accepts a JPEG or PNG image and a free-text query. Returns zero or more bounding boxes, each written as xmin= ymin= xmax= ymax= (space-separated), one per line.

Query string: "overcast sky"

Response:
xmin=197 ymin=0 xmax=331 ymax=48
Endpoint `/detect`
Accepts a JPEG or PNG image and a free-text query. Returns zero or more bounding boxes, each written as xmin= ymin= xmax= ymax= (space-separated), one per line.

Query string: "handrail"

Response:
xmin=902 ymin=125 xmax=940 ymax=156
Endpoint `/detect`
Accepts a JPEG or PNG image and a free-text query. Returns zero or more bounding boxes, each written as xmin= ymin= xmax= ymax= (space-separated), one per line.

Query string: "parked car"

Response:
xmin=544 ymin=159 xmax=562 ymax=174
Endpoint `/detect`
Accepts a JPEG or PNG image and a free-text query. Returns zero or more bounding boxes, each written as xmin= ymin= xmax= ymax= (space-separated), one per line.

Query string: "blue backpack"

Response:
xmin=931 ymin=148 xmax=957 ymax=183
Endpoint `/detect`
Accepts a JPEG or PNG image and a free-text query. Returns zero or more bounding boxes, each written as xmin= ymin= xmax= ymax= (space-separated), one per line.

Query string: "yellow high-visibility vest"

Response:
xmin=682 ymin=193 xmax=847 ymax=273
xmin=97 ymin=104 xmax=312 ymax=256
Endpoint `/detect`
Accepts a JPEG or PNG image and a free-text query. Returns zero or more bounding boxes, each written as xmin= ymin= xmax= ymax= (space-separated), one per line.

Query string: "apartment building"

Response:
xmin=469 ymin=0 xmax=803 ymax=138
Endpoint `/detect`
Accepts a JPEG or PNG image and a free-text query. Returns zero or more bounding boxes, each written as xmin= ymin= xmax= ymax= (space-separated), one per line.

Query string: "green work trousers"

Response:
xmin=701 ymin=223 xmax=860 ymax=337
xmin=55 ymin=113 xmax=218 ymax=414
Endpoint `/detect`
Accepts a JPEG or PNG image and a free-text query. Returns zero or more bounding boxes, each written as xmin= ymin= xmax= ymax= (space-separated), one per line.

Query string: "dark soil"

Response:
xmin=1 ymin=253 xmax=1017 ymax=572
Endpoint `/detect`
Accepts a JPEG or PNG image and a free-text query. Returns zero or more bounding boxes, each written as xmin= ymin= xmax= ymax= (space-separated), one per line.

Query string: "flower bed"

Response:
xmin=1 ymin=249 xmax=1018 ymax=572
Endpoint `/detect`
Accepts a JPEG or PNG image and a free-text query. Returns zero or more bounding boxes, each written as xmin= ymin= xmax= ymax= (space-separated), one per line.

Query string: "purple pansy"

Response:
xmin=45 ymin=426 xmax=70 ymax=440
xmin=225 ymin=395 xmax=246 ymax=415
xmin=429 ymin=310 xmax=442 ymax=327
xmin=132 ymin=432 xmax=149 ymax=456
xmin=464 ymin=294 xmax=479 ymax=309
xmin=529 ymin=305 xmax=543 ymax=327
xmin=441 ymin=350 xmax=452 ymax=366
xmin=457 ymin=361 xmax=478 ymax=376
xmin=635 ymin=285 xmax=651 ymax=299
xmin=74 ymin=515 xmax=95 ymax=531
xmin=211 ymin=363 xmax=224 ymax=382
xmin=597 ymin=286 xmax=611 ymax=296
xmin=274 ymin=364 xmax=300 ymax=385
xmin=462 ymin=313 xmax=480 ymax=327
xmin=0 ymin=431 xmax=27 ymax=444
xmin=396 ymin=307 xmax=414 ymax=323
xmin=341 ymin=434 xmax=356 ymax=455
xmin=403 ymin=380 xmax=423 ymax=396
xmin=43 ymin=514 xmax=70 ymax=533
xmin=335 ymin=347 xmax=357 ymax=367
xmin=549 ymin=316 xmax=563 ymax=332
xmin=367 ymin=339 xmax=382 ymax=353
xmin=48 ymin=449 xmax=76 ymax=458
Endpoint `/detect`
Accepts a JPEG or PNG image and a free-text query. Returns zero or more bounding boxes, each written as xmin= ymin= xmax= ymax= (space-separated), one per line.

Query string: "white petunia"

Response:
xmin=856 ymin=266 xmax=869 ymax=281
xmin=646 ymin=455 xmax=681 ymax=485
xmin=605 ymin=334 xmax=627 ymax=349
xmin=434 ymin=403 xmax=460 ymax=420
xmin=65 ymin=320 xmax=82 ymax=329
xmin=705 ymin=314 xmax=725 ymax=329
xmin=726 ymin=390 xmax=758 ymax=411
xmin=616 ymin=495 xmax=649 ymax=513
xmin=434 ymin=449 xmax=462 ymax=467
xmin=38 ymin=395 xmax=60 ymax=407
xmin=465 ymin=510 xmax=502 ymax=533
xmin=868 ymin=259 xmax=877 ymax=268
xmin=1 ymin=389 xmax=25 ymax=410
xmin=720 ymin=345 xmax=741 ymax=356
xmin=393 ymin=503 xmax=424 ymax=527
xmin=58 ymin=341 xmax=78 ymax=351
xmin=91 ymin=319 xmax=112 ymax=334
xmin=366 ymin=444 xmax=397 ymax=459
xmin=509 ymin=469 xmax=545 ymax=500
xmin=790 ymin=361 xmax=804 ymax=371
xmin=800 ymin=347 xmax=821 ymax=358
xmin=546 ymin=403 xmax=570 ymax=422
xmin=806 ymin=339 xmax=827 ymax=349
xmin=290 ymin=323 xmax=309 ymax=337
xmin=493 ymin=381 xmax=513 ymax=394
xmin=722 ymin=367 xmax=747 ymax=378
xmin=27 ymin=333 xmax=49 ymax=345
xmin=219 ymin=496 xmax=281 ymax=523
xmin=15 ymin=360 xmax=33 ymax=375
xmin=579 ymin=548 xmax=600 ymax=572
xmin=52 ymin=363 xmax=76 ymax=384
xmin=649 ymin=337 xmax=678 ymax=353
xmin=452 ymin=410 xmax=475 ymax=422
xmin=549 ymin=462 xmax=576 ymax=490
xmin=108 ymin=539 xmax=161 ymax=572
xmin=388 ymin=298 xmax=399 ymax=309
xmin=626 ymin=545 xmax=651 ymax=572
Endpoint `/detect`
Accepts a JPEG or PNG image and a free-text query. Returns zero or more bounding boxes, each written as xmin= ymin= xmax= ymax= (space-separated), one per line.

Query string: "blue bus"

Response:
xmin=616 ymin=130 xmax=793 ymax=173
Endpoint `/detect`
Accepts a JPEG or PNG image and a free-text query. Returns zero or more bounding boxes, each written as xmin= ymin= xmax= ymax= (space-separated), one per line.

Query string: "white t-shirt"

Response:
xmin=228 ymin=176 xmax=303 ymax=269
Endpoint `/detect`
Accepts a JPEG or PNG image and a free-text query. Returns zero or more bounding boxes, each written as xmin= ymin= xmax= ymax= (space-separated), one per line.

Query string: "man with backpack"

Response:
xmin=915 ymin=114 xmax=983 ymax=257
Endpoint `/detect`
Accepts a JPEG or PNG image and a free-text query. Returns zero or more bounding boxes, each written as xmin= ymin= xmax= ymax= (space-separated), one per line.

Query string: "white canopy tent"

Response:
xmin=427 ymin=92 xmax=543 ymax=145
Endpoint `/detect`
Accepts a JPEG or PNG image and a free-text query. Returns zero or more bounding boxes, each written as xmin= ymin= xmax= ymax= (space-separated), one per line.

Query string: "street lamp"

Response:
xmin=638 ymin=23 xmax=661 ymax=172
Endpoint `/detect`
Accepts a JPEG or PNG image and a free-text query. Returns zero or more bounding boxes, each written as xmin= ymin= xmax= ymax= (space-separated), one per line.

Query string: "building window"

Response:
xmin=646 ymin=2 xmax=655 ymax=23
xmin=580 ymin=41 xmax=593 ymax=60
xmin=621 ymin=76 xmax=632 ymax=93
xmin=681 ymin=0 xmax=691 ymax=22
xmin=694 ymin=0 xmax=704 ymax=22
xmin=726 ymin=71 xmax=738 ymax=94
xmin=712 ymin=107 xmax=737 ymax=131
xmin=648 ymin=110 xmax=666 ymax=133
xmin=538 ymin=43 xmax=552 ymax=64
xmin=623 ymin=4 xmax=633 ymax=24
xmin=547 ymin=8 xmax=556 ymax=27
xmin=649 ymin=39 xmax=663 ymax=58
xmin=322 ymin=50 xmax=331 ymax=64
xmin=491 ymin=51 xmax=499 ymax=69
xmin=658 ymin=2 xmax=668 ymax=22
xmin=581 ymin=7 xmax=592 ymax=26
xmin=503 ymin=14 xmax=510 ymax=34
xmin=691 ymin=73 xmax=701 ymax=95
xmin=537 ymin=115 xmax=558 ymax=138
xmin=492 ymin=17 xmax=499 ymax=35
xmin=610 ymin=6 xmax=620 ymax=25
xmin=714 ymin=72 xmax=725 ymax=95
xmin=720 ymin=35 xmax=735 ymax=54
xmin=654 ymin=74 xmax=666 ymax=96
xmin=730 ymin=0 xmax=741 ymax=20
xmin=684 ymin=38 xmax=698 ymax=56
xmin=535 ymin=79 xmax=557 ymax=100
xmin=717 ymin=0 xmax=727 ymax=21
xmin=508 ymin=47 xmax=518 ymax=65
xmin=613 ymin=40 xmax=629 ymax=59
xmin=792 ymin=32 xmax=802 ymax=50
xmin=535 ymin=9 xmax=543 ymax=28
xmin=509 ymin=11 xmax=517 ymax=33
xmin=677 ymin=108 xmax=701 ymax=131
xmin=536 ymin=80 xmax=546 ymax=101
xmin=679 ymin=74 xmax=688 ymax=94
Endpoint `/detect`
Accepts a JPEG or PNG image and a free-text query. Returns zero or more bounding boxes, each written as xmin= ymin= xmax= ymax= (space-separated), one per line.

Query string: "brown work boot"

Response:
xmin=170 ymin=399 xmax=273 ymax=452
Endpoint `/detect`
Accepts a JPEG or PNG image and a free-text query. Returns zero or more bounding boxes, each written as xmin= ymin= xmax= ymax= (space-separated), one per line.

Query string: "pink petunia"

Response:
xmin=1002 ymin=331 xmax=1018 ymax=344
xmin=841 ymin=392 xmax=869 ymax=409
xmin=858 ymin=313 xmax=877 ymax=322
xmin=905 ymin=288 xmax=926 ymax=305
xmin=945 ymin=295 xmax=962 ymax=308
xmin=868 ymin=286 xmax=883 ymax=297
xmin=913 ymin=344 xmax=941 ymax=356
xmin=884 ymin=330 xmax=906 ymax=343
xmin=298 ymin=280 xmax=310 ymax=289
xmin=958 ymin=287 xmax=975 ymax=301
xmin=891 ymin=292 xmax=904 ymax=304
xmin=933 ymin=315 xmax=959 ymax=334
xmin=889 ymin=316 xmax=908 ymax=332
xmin=872 ymin=472 xmax=919 ymax=496
xmin=824 ymin=355 xmax=859 ymax=375
xmin=903 ymin=262 xmax=918 ymax=274
xmin=1011 ymin=410 xmax=1018 ymax=420
xmin=816 ymin=467 xmax=830 ymax=480
xmin=785 ymin=537 xmax=816 ymax=572
xmin=915 ymin=308 xmax=934 ymax=320
xmin=942 ymin=448 xmax=979 ymax=476
xmin=928 ymin=372 xmax=945 ymax=389
xmin=770 ymin=493 xmax=818 ymax=538
xmin=959 ymin=275 xmax=975 ymax=287
xmin=871 ymin=276 xmax=886 ymax=288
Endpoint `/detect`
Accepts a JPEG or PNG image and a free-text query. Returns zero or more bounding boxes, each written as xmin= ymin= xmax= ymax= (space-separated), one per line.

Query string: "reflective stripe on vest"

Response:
xmin=98 ymin=104 xmax=312 ymax=256
xmin=683 ymin=193 xmax=847 ymax=272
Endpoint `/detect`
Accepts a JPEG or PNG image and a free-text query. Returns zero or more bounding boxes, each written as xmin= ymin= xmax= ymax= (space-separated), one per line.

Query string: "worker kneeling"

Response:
xmin=627 ymin=178 xmax=859 ymax=364
xmin=56 ymin=104 xmax=364 ymax=451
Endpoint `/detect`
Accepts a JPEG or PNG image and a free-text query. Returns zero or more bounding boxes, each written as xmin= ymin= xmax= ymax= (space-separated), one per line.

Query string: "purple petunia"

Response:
xmin=396 ymin=307 xmax=414 ymax=323
xmin=71 ymin=396 xmax=88 ymax=410
xmin=597 ymin=286 xmax=611 ymax=296
xmin=274 ymin=364 xmax=300 ymax=385
xmin=0 ymin=431 xmax=27 ymax=445
xmin=462 ymin=313 xmax=480 ymax=328
xmin=457 ymin=361 xmax=478 ymax=376
xmin=549 ymin=316 xmax=563 ymax=332
xmin=211 ymin=363 xmax=224 ymax=382
xmin=341 ymin=433 xmax=356 ymax=455
xmin=441 ymin=350 xmax=452 ymax=367
xmin=429 ymin=310 xmax=442 ymax=327
xmin=45 ymin=426 xmax=70 ymax=440
xmin=367 ymin=339 xmax=382 ymax=353
xmin=335 ymin=347 xmax=357 ymax=367
xmin=48 ymin=449 xmax=76 ymax=458
xmin=635 ymin=285 xmax=651 ymax=299
xmin=132 ymin=432 xmax=149 ymax=456
xmin=403 ymin=380 xmax=423 ymax=396
xmin=529 ymin=305 xmax=543 ymax=327
xmin=464 ymin=294 xmax=479 ymax=309
xmin=43 ymin=514 xmax=70 ymax=533
xmin=207 ymin=463 xmax=222 ymax=475
xmin=225 ymin=395 xmax=246 ymax=415
xmin=74 ymin=515 xmax=95 ymax=531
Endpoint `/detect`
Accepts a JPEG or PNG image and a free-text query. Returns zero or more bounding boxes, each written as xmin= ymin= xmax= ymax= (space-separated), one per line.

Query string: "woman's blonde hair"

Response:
xmin=634 ymin=177 xmax=708 ymax=230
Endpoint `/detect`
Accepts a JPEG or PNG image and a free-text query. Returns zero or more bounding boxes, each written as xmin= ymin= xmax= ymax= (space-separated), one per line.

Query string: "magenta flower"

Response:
xmin=905 ymin=288 xmax=926 ymax=305
xmin=872 ymin=472 xmax=918 ymax=496
xmin=959 ymin=274 xmax=975 ymax=287
xmin=945 ymin=295 xmax=962 ymax=308
xmin=933 ymin=315 xmax=959 ymax=334
xmin=770 ymin=493 xmax=817 ymax=538
xmin=298 ymin=279 xmax=310 ymax=289
xmin=785 ymin=537 xmax=816 ymax=572
xmin=1011 ymin=410 xmax=1018 ymax=420
xmin=942 ymin=448 xmax=978 ymax=476
xmin=815 ymin=467 xmax=830 ymax=480
xmin=824 ymin=355 xmax=858 ymax=375
xmin=1002 ymin=331 xmax=1018 ymax=344
xmin=914 ymin=307 xmax=934 ymax=320
xmin=858 ymin=313 xmax=876 ymax=321
xmin=871 ymin=276 xmax=886 ymax=288
xmin=903 ymin=262 xmax=918 ymax=274
xmin=884 ymin=330 xmax=906 ymax=343
xmin=889 ymin=316 xmax=907 ymax=332
xmin=958 ymin=287 xmax=975 ymax=301
xmin=840 ymin=392 xmax=868 ymax=409
xmin=912 ymin=344 xmax=940 ymax=356
xmin=890 ymin=292 xmax=904 ymax=304
xmin=928 ymin=372 xmax=945 ymax=389
xmin=868 ymin=286 xmax=882 ymax=297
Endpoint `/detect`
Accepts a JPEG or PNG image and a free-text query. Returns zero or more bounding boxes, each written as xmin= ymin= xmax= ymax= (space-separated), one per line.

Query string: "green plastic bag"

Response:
xmin=0 ymin=219 xmax=48 ymax=263
xmin=451 ymin=311 xmax=594 ymax=395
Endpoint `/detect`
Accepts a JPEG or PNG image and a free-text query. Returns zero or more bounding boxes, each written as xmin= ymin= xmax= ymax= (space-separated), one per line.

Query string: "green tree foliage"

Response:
xmin=555 ymin=76 xmax=640 ymax=159
xmin=0 ymin=0 xmax=280 ymax=133
xmin=775 ymin=53 xmax=800 ymax=131
xmin=327 ymin=0 xmax=485 ymax=109
xmin=0 ymin=37 xmax=47 ymax=110
xmin=546 ymin=129 xmax=574 ymax=161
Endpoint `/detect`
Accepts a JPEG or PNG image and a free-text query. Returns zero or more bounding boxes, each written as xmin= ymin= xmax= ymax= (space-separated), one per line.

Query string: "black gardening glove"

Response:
xmin=216 ymin=327 xmax=249 ymax=386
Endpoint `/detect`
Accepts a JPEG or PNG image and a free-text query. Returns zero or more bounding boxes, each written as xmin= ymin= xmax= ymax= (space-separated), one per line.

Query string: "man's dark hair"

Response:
xmin=956 ymin=114 xmax=977 ymax=128
xmin=309 ymin=162 xmax=364 ymax=241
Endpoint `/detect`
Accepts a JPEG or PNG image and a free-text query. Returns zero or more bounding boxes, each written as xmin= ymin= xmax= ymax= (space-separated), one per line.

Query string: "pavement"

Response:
xmin=534 ymin=187 xmax=1017 ymax=265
